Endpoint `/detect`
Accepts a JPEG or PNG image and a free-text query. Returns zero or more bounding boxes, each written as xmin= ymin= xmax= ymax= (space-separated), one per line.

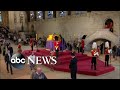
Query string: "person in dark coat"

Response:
xmin=3 ymin=46 xmax=6 ymax=56
xmin=4 ymin=50 xmax=13 ymax=75
xmin=69 ymin=43 xmax=72 ymax=51
xmin=117 ymin=46 xmax=120 ymax=58
xmin=8 ymin=44 xmax=13 ymax=57
xmin=112 ymin=45 xmax=117 ymax=59
xmin=31 ymin=67 xmax=47 ymax=79
xmin=100 ymin=43 xmax=103 ymax=54
xmin=69 ymin=53 xmax=77 ymax=79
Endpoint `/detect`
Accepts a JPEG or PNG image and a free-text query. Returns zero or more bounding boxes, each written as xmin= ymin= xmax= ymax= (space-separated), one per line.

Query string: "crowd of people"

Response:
xmin=0 ymin=35 xmax=13 ymax=74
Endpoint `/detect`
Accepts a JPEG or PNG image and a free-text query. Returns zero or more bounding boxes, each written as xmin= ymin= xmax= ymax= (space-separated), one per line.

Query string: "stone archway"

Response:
xmin=85 ymin=30 xmax=118 ymax=51
xmin=89 ymin=38 xmax=111 ymax=49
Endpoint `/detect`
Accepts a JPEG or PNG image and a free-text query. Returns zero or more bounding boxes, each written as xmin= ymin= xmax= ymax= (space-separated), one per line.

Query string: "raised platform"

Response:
xmin=22 ymin=49 xmax=115 ymax=76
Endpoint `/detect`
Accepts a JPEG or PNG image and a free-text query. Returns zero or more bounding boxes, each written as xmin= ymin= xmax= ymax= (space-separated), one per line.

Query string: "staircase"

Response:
xmin=85 ymin=29 xmax=119 ymax=47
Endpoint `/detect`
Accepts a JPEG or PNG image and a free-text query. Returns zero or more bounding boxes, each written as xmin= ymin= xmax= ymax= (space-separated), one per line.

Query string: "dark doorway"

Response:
xmin=89 ymin=39 xmax=111 ymax=54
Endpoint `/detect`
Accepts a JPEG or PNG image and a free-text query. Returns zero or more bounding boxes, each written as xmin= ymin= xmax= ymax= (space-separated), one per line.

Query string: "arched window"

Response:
xmin=37 ymin=11 xmax=43 ymax=20
xmin=30 ymin=11 xmax=34 ymax=20
xmin=59 ymin=11 xmax=67 ymax=17
xmin=0 ymin=11 xmax=2 ymax=22
xmin=48 ymin=11 xmax=53 ymax=19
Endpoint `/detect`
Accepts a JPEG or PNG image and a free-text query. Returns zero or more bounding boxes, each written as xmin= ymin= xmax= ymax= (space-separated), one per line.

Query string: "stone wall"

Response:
xmin=28 ymin=11 xmax=120 ymax=44
xmin=7 ymin=11 xmax=120 ymax=46
xmin=8 ymin=11 xmax=27 ymax=32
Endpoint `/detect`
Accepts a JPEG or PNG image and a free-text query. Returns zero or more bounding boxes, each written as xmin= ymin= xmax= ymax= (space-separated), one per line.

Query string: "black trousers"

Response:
xmin=80 ymin=47 xmax=84 ymax=54
xmin=56 ymin=49 xmax=59 ymax=58
xmin=77 ymin=47 xmax=80 ymax=53
xmin=6 ymin=62 xmax=13 ymax=74
xmin=91 ymin=57 xmax=96 ymax=70
xmin=100 ymin=49 xmax=103 ymax=54
xmin=105 ymin=55 xmax=109 ymax=66
xmin=3 ymin=51 xmax=5 ymax=56
xmin=31 ymin=45 xmax=33 ymax=51
xmin=71 ymin=71 xmax=77 ymax=79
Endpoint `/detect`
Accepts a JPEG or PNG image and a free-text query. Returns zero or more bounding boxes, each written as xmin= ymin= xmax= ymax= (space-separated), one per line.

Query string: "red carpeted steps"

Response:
xmin=22 ymin=49 xmax=115 ymax=76
xmin=54 ymin=59 xmax=115 ymax=76
xmin=57 ymin=55 xmax=91 ymax=65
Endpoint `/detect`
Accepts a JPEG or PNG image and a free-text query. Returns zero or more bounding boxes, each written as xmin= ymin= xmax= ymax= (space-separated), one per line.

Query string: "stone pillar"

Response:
xmin=34 ymin=11 xmax=37 ymax=21
xmin=1 ymin=11 xmax=9 ymax=26
xmin=45 ymin=11 xmax=48 ymax=19
xmin=56 ymin=11 xmax=59 ymax=18
xmin=53 ymin=11 xmax=56 ymax=18
xmin=8 ymin=11 xmax=14 ymax=32
xmin=43 ymin=11 xmax=45 ymax=19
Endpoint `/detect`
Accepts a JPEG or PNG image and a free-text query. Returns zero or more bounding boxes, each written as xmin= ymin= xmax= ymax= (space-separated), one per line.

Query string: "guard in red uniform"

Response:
xmin=80 ymin=39 xmax=85 ymax=54
xmin=105 ymin=42 xmax=110 ymax=67
xmin=97 ymin=46 xmax=100 ymax=55
xmin=17 ymin=43 xmax=22 ymax=53
xmin=54 ymin=36 xmax=61 ymax=58
xmin=30 ymin=38 xmax=34 ymax=51
xmin=91 ymin=42 xmax=99 ymax=70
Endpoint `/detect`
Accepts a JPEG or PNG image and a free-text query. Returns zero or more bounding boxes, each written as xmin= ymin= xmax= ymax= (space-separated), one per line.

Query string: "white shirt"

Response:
xmin=29 ymin=55 xmax=36 ymax=63
xmin=18 ymin=38 xmax=21 ymax=42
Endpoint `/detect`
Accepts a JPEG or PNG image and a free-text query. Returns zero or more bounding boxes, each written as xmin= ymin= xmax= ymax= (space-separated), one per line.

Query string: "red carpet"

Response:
xmin=22 ymin=49 xmax=115 ymax=76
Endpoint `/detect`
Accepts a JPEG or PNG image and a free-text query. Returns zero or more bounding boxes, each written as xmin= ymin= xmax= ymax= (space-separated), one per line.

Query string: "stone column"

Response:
xmin=34 ymin=11 xmax=37 ymax=21
xmin=118 ymin=15 xmax=120 ymax=46
xmin=8 ymin=11 xmax=14 ymax=32
xmin=56 ymin=11 xmax=59 ymax=18
xmin=43 ymin=11 xmax=45 ymax=19
xmin=45 ymin=11 xmax=48 ymax=19
xmin=1 ymin=11 xmax=9 ymax=26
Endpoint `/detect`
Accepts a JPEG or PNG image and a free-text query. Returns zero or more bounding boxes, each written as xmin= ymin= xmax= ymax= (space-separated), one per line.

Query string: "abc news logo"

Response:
xmin=11 ymin=54 xmax=57 ymax=65
xmin=11 ymin=57 xmax=26 ymax=64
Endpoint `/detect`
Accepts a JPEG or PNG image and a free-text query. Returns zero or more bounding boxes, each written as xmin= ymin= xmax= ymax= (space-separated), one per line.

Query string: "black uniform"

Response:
xmin=4 ymin=53 xmax=13 ymax=74
xmin=8 ymin=46 xmax=13 ymax=57
xmin=69 ymin=57 xmax=77 ymax=79
xmin=105 ymin=49 xmax=110 ymax=67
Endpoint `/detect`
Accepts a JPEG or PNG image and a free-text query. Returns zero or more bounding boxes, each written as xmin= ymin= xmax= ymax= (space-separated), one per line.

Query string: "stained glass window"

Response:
xmin=59 ymin=11 xmax=67 ymax=17
xmin=48 ymin=11 xmax=53 ymax=18
xmin=30 ymin=11 xmax=34 ymax=20
xmin=37 ymin=11 xmax=43 ymax=20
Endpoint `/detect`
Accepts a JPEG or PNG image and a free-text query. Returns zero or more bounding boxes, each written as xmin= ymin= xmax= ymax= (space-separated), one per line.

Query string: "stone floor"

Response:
xmin=0 ymin=42 xmax=120 ymax=79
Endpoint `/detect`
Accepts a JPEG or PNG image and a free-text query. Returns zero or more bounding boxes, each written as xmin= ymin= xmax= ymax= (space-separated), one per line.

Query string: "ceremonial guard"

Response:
xmin=91 ymin=42 xmax=99 ymax=70
xmin=80 ymin=35 xmax=87 ymax=54
xmin=17 ymin=43 xmax=22 ymax=53
xmin=104 ymin=41 xmax=110 ymax=67
xmin=80 ymin=39 xmax=85 ymax=54
xmin=54 ymin=36 xmax=61 ymax=59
